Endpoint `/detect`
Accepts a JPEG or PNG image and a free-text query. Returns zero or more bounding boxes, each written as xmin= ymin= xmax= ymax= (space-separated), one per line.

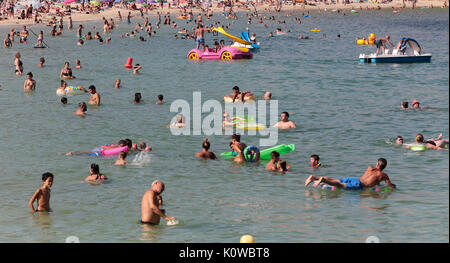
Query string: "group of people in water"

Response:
xmin=5 ymin=3 xmax=446 ymax=228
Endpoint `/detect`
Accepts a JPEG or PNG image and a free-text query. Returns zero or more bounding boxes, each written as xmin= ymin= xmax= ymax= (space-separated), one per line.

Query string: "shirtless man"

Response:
xmin=23 ymin=72 xmax=36 ymax=91
xmin=305 ymin=158 xmax=396 ymax=190
xmin=141 ymin=180 xmax=176 ymax=225
xmin=225 ymin=86 xmax=254 ymax=103
xmin=273 ymin=112 xmax=297 ymax=129
xmin=115 ymin=79 xmax=121 ymax=89
xmin=114 ymin=151 xmax=128 ymax=166
xmin=156 ymin=94 xmax=165 ymax=104
xmin=195 ymin=138 xmax=217 ymax=160
xmin=266 ymin=151 xmax=290 ymax=171
xmin=194 ymin=24 xmax=211 ymax=50
xmin=19 ymin=26 xmax=28 ymax=44
xmin=86 ymin=85 xmax=100 ymax=105
xmin=28 ymin=172 xmax=54 ymax=213
xmin=375 ymin=35 xmax=394 ymax=55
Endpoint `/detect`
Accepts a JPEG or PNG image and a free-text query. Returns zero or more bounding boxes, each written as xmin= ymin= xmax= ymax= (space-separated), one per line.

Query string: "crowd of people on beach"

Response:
xmin=0 ymin=0 xmax=447 ymax=228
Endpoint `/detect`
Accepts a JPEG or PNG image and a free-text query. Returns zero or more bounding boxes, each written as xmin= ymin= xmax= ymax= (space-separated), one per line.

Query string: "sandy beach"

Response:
xmin=0 ymin=0 xmax=448 ymax=27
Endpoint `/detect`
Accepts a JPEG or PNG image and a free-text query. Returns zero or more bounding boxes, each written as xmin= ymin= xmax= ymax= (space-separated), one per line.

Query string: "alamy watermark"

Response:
xmin=169 ymin=92 xmax=279 ymax=147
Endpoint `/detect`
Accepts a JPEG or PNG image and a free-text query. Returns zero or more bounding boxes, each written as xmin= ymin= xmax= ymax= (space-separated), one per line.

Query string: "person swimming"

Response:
xmin=85 ymin=163 xmax=107 ymax=182
xmin=195 ymin=138 xmax=217 ymax=160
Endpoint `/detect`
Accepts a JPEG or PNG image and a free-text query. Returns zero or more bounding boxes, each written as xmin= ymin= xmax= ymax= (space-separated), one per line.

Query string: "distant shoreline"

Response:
xmin=0 ymin=1 xmax=448 ymax=27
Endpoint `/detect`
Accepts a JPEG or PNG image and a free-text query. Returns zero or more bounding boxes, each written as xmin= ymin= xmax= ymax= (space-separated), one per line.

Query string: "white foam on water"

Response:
xmin=130 ymin=151 xmax=152 ymax=166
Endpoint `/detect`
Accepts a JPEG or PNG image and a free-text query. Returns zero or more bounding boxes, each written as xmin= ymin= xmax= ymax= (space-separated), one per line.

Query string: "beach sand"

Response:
xmin=0 ymin=1 xmax=447 ymax=27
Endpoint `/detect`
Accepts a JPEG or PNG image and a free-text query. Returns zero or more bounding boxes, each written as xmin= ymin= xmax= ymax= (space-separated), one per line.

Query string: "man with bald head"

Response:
xmin=141 ymin=180 xmax=176 ymax=225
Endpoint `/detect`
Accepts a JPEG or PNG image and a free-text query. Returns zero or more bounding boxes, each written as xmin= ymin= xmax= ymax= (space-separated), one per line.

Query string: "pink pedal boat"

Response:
xmin=187 ymin=46 xmax=253 ymax=60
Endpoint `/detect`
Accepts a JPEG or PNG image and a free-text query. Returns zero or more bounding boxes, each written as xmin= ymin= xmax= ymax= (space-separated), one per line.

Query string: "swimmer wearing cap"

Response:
xmin=141 ymin=180 xmax=176 ymax=225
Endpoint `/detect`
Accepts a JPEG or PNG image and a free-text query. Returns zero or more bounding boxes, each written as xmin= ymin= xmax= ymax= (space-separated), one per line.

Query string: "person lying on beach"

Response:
xmin=114 ymin=151 xmax=128 ymax=166
xmin=85 ymin=163 xmax=107 ymax=182
xmin=195 ymin=138 xmax=217 ymax=160
xmin=141 ymin=180 xmax=176 ymax=225
xmin=273 ymin=112 xmax=297 ymax=129
xmin=74 ymin=102 xmax=87 ymax=117
xmin=60 ymin=62 xmax=75 ymax=79
xmin=305 ymin=158 xmax=396 ymax=190
xmin=310 ymin=154 xmax=321 ymax=168
xmin=28 ymin=172 xmax=54 ymax=213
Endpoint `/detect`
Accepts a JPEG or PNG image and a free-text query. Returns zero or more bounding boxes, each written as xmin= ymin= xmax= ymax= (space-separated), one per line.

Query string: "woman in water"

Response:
xmin=195 ymin=138 xmax=217 ymax=160
xmin=85 ymin=163 xmax=107 ymax=182
xmin=14 ymin=52 xmax=23 ymax=76
xmin=60 ymin=62 xmax=75 ymax=79
xmin=23 ymin=72 xmax=36 ymax=91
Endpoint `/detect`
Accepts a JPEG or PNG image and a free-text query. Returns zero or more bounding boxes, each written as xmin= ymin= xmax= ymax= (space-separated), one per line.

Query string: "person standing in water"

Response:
xmin=23 ymin=72 xmax=36 ymax=91
xmin=195 ymin=138 xmax=217 ymax=160
xmin=141 ymin=180 xmax=176 ymax=225
xmin=14 ymin=52 xmax=23 ymax=76
xmin=28 ymin=172 xmax=54 ymax=213
xmin=86 ymin=85 xmax=100 ymax=105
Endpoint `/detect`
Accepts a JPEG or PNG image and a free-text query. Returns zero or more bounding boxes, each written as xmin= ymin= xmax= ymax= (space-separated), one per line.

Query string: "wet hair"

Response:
xmin=377 ymin=158 xmax=387 ymax=171
xmin=135 ymin=93 xmax=142 ymax=103
xmin=61 ymin=97 xmax=67 ymax=104
xmin=118 ymin=140 xmax=127 ymax=146
xmin=396 ymin=136 xmax=403 ymax=140
xmin=232 ymin=86 xmax=240 ymax=92
xmin=158 ymin=94 xmax=164 ymax=100
xmin=202 ymin=138 xmax=210 ymax=150
xmin=231 ymin=134 xmax=241 ymax=142
xmin=139 ymin=141 xmax=147 ymax=150
xmin=90 ymin=163 xmax=100 ymax=174
xmin=42 ymin=172 xmax=54 ymax=181
xmin=282 ymin=112 xmax=289 ymax=118
xmin=78 ymin=102 xmax=87 ymax=112
xmin=88 ymin=85 xmax=96 ymax=92
xmin=416 ymin=133 xmax=424 ymax=143
xmin=279 ymin=161 xmax=287 ymax=171
xmin=27 ymin=72 xmax=33 ymax=78
xmin=124 ymin=138 xmax=132 ymax=148
xmin=271 ymin=151 xmax=280 ymax=159
xmin=310 ymin=154 xmax=320 ymax=162
xmin=119 ymin=151 xmax=127 ymax=159
xmin=40 ymin=57 xmax=45 ymax=62
xmin=402 ymin=102 xmax=408 ymax=108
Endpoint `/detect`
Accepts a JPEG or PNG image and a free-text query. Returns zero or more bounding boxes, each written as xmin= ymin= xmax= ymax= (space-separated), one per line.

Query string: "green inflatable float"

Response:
xmin=220 ymin=144 xmax=295 ymax=160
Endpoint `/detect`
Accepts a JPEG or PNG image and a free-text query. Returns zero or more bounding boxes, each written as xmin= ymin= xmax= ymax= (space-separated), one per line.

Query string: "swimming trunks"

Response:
xmin=339 ymin=177 xmax=363 ymax=190
xmin=375 ymin=39 xmax=383 ymax=48
xmin=87 ymin=151 xmax=101 ymax=156
xmin=140 ymin=220 xmax=157 ymax=225
xmin=196 ymin=37 xmax=205 ymax=45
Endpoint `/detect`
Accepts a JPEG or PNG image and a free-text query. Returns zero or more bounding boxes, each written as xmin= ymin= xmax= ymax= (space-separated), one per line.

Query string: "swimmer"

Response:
xmin=28 ymin=172 xmax=54 ymax=213
xmin=14 ymin=52 xmax=23 ymax=76
xmin=426 ymin=133 xmax=449 ymax=149
xmin=133 ymin=93 xmax=142 ymax=104
xmin=401 ymin=101 xmax=409 ymax=110
xmin=264 ymin=91 xmax=272 ymax=100
xmin=225 ymin=86 xmax=255 ymax=103
xmin=61 ymin=97 xmax=68 ymax=105
xmin=278 ymin=161 xmax=290 ymax=172
xmin=115 ymin=79 xmax=121 ymax=89
xmin=74 ymin=102 xmax=87 ymax=117
xmin=85 ymin=163 xmax=107 ymax=182
xmin=273 ymin=112 xmax=297 ymax=129
xmin=23 ymin=72 xmax=36 ymax=91
xmin=138 ymin=141 xmax=152 ymax=151
xmin=156 ymin=94 xmax=165 ymax=104
xmin=412 ymin=99 xmax=421 ymax=109
xmin=266 ymin=151 xmax=289 ymax=171
xmin=305 ymin=158 xmax=396 ymax=190
xmin=395 ymin=136 xmax=404 ymax=145
xmin=310 ymin=154 xmax=321 ymax=168
xmin=411 ymin=133 xmax=446 ymax=150
xmin=195 ymin=138 xmax=217 ymax=160
xmin=231 ymin=142 xmax=247 ymax=163
xmin=222 ymin=111 xmax=247 ymax=128
xmin=75 ymin=59 xmax=82 ymax=69
xmin=77 ymin=39 xmax=84 ymax=46
xmin=170 ymin=114 xmax=186 ymax=128
xmin=114 ymin=151 xmax=129 ymax=166
xmin=85 ymin=85 xmax=100 ymax=105
xmin=141 ymin=180 xmax=176 ymax=225
xmin=60 ymin=62 xmax=75 ymax=79
xmin=133 ymin=64 xmax=142 ymax=74
xmin=39 ymin=57 xmax=45 ymax=67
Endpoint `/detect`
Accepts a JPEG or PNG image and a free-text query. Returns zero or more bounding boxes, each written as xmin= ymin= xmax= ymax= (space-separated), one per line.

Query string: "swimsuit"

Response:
xmin=140 ymin=220 xmax=157 ymax=225
xmin=339 ymin=177 xmax=363 ymax=190
xmin=196 ymin=36 xmax=205 ymax=45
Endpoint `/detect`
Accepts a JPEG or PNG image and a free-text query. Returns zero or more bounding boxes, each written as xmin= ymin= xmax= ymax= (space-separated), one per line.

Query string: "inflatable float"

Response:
xmin=223 ymin=95 xmax=255 ymax=103
xmin=56 ymin=86 xmax=84 ymax=96
xmin=356 ymin=39 xmax=368 ymax=45
xmin=88 ymin=146 xmax=129 ymax=157
xmin=220 ymin=144 xmax=295 ymax=159
xmin=315 ymin=183 xmax=394 ymax=193
xmin=310 ymin=29 xmax=321 ymax=32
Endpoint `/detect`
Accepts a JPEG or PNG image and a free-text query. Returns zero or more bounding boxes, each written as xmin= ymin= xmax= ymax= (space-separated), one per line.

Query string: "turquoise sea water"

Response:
xmin=0 ymin=9 xmax=448 ymax=243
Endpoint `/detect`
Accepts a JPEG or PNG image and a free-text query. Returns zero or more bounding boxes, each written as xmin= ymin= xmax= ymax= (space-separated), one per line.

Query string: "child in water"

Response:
xmin=114 ymin=151 xmax=128 ymax=166
xmin=28 ymin=172 xmax=54 ymax=213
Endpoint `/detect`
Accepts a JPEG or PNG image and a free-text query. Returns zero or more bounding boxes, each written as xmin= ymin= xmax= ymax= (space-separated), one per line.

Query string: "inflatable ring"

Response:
xmin=243 ymin=145 xmax=260 ymax=162
xmin=188 ymin=52 xmax=199 ymax=60
xmin=410 ymin=145 xmax=427 ymax=151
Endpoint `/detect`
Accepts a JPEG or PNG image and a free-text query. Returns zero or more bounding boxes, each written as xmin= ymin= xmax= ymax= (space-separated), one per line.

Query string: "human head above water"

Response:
xmin=376 ymin=158 xmax=387 ymax=171
xmin=151 ymin=180 xmax=165 ymax=194
xmin=90 ymin=163 xmax=100 ymax=174
xmin=415 ymin=133 xmax=424 ymax=143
